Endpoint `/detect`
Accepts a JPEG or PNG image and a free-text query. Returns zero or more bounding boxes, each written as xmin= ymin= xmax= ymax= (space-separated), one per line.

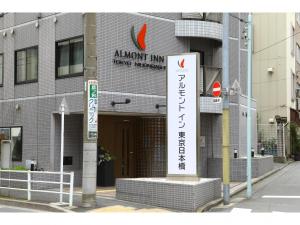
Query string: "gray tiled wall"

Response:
xmin=207 ymin=156 xmax=273 ymax=181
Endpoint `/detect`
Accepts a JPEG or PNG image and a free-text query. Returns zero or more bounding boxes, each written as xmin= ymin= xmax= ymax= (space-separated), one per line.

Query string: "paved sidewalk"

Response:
xmin=0 ymin=162 xmax=290 ymax=213
xmin=70 ymin=162 xmax=290 ymax=213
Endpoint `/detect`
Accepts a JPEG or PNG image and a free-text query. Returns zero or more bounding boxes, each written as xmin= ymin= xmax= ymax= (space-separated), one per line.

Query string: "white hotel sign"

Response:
xmin=167 ymin=53 xmax=200 ymax=177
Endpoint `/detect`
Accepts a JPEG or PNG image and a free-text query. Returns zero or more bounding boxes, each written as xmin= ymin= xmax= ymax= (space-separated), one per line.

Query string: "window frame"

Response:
xmin=296 ymin=43 xmax=300 ymax=65
xmin=0 ymin=53 xmax=3 ymax=87
xmin=291 ymin=25 xmax=295 ymax=57
xmin=14 ymin=46 xmax=39 ymax=85
xmin=55 ymin=36 xmax=84 ymax=79
xmin=0 ymin=126 xmax=23 ymax=162
xmin=297 ymin=13 xmax=300 ymax=26
xmin=292 ymin=71 xmax=296 ymax=102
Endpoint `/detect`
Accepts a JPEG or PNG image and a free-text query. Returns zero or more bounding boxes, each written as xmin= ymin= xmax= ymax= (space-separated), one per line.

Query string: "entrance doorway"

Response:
xmin=97 ymin=115 xmax=166 ymax=186
xmin=116 ymin=120 xmax=135 ymax=178
xmin=98 ymin=115 xmax=136 ymax=179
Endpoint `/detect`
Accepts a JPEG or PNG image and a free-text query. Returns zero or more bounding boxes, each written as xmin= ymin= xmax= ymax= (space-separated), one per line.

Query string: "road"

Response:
xmin=0 ymin=204 xmax=40 ymax=212
xmin=209 ymin=161 xmax=300 ymax=213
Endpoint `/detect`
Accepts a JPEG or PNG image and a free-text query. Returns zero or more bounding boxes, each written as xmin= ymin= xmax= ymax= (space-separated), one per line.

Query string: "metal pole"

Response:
xmin=222 ymin=13 xmax=230 ymax=205
xmin=27 ymin=170 xmax=31 ymax=201
xmin=60 ymin=103 xmax=64 ymax=203
xmin=246 ymin=13 xmax=253 ymax=199
xmin=69 ymin=172 xmax=74 ymax=207
xmin=283 ymin=122 xmax=289 ymax=159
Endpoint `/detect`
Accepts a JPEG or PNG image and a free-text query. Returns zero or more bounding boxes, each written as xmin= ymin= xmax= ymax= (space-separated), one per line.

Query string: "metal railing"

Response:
xmin=0 ymin=170 xmax=74 ymax=207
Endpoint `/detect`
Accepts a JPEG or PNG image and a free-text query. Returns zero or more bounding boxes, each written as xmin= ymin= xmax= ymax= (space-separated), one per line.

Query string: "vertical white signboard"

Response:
xmin=87 ymin=80 xmax=98 ymax=139
xmin=167 ymin=54 xmax=199 ymax=177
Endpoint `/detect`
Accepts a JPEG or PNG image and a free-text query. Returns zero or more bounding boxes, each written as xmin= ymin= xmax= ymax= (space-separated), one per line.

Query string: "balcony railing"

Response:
xmin=182 ymin=13 xmax=222 ymax=23
xmin=200 ymin=66 xmax=222 ymax=96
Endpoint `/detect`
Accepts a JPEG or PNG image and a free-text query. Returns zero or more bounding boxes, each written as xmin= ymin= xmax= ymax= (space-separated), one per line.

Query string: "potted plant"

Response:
xmin=97 ymin=146 xmax=116 ymax=187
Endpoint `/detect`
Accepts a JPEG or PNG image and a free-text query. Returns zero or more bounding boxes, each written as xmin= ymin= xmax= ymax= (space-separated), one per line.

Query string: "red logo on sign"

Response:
xmin=131 ymin=24 xmax=147 ymax=51
xmin=212 ymin=81 xmax=221 ymax=97
xmin=178 ymin=59 xmax=185 ymax=68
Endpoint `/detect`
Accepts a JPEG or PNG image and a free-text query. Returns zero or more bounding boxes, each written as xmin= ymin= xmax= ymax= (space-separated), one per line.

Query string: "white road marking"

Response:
xmin=230 ymin=208 xmax=252 ymax=213
xmin=262 ymin=195 xmax=300 ymax=199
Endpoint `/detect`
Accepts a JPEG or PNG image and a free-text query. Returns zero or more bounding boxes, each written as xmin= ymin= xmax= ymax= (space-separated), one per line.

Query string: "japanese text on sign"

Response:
xmin=167 ymin=54 xmax=199 ymax=176
xmin=87 ymin=80 xmax=98 ymax=139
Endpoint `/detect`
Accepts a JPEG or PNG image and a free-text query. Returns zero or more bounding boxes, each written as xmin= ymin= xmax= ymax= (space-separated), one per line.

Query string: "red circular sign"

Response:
xmin=212 ymin=81 xmax=221 ymax=97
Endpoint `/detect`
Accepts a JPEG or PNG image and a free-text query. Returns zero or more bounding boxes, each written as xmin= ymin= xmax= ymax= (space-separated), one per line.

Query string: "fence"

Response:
xmin=0 ymin=170 xmax=74 ymax=206
xmin=257 ymin=123 xmax=288 ymax=157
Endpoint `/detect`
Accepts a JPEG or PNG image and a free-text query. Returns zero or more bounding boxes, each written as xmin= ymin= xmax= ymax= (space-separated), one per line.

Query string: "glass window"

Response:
xmin=15 ymin=47 xmax=38 ymax=84
xmin=292 ymin=72 xmax=296 ymax=101
xmin=297 ymin=44 xmax=300 ymax=65
xmin=0 ymin=127 xmax=22 ymax=163
xmin=0 ymin=54 xmax=3 ymax=86
xmin=57 ymin=37 xmax=83 ymax=78
xmin=297 ymin=13 xmax=300 ymax=26
xmin=11 ymin=127 xmax=22 ymax=162
xmin=57 ymin=41 xmax=70 ymax=76
xmin=291 ymin=25 xmax=295 ymax=56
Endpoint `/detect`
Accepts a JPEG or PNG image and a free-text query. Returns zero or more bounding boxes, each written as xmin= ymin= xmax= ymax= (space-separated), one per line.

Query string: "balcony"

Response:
xmin=176 ymin=13 xmax=223 ymax=41
xmin=181 ymin=13 xmax=222 ymax=23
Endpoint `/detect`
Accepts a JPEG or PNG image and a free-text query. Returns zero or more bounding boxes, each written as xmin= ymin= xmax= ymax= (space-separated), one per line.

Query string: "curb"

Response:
xmin=0 ymin=197 xmax=73 ymax=212
xmin=198 ymin=161 xmax=293 ymax=212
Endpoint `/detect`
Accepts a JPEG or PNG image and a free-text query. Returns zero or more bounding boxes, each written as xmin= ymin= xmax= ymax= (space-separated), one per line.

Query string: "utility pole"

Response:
xmin=82 ymin=13 xmax=98 ymax=207
xmin=222 ymin=13 xmax=230 ymax=205
xmin=246 ymin=13 xmax=253 ymax=199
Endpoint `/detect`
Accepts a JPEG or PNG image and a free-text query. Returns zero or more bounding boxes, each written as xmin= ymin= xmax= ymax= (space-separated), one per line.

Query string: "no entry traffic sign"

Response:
xmin=212 ymin=81 xmax=221 ymax=97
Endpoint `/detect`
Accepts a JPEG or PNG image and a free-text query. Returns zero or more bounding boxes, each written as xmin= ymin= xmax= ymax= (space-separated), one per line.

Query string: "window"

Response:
xmin=292 ymin=71 xmax=296 ymax=101
xmin=11 ymin=127 xmax=22 ymax=161
xmin=0 ymin=54 xmax=3 ymax=86
xmin=56 ymin=37 xmax=83 ymax=78
xmin=297 ymin=13 xmax=300 ymax=26
xmin=297 ymin=44 xmax=300 ymax=65
xmin=0 ymin=127 xmax=22 ymax=162
xmin=291 ymin=25 xmax=295 ymax=56
xmin=15 ymin=47 xmax=38 ymax=84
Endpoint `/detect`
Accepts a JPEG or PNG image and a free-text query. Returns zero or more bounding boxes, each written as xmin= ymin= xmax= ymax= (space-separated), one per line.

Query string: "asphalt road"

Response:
xmin=209 ymin=161 xmax=300 ymax=213
xmin=0 ymin=204 xmax=40 ymax=212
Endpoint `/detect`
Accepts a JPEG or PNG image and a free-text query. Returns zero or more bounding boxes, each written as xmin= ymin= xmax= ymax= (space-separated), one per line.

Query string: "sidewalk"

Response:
xmin=70 ymin=162 xmax=291 ymax=213
xmin=0 ymin=161 xmax=292 ymax=213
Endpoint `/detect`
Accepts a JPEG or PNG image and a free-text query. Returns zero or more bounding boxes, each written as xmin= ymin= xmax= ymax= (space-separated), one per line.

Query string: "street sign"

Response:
xmin=87 ymin=80 xmax=98 ymax=140
xmin=212 ymin=81 xmax=222 ymax=97
xmin=59 ymin=97 xmax=70 ymax=115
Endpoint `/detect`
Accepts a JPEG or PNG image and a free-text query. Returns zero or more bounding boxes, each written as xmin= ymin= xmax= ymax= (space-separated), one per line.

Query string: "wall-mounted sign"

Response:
xmin=112 ymin=23 xmax=166 ymax=71
xmin=167 ymin=53 xmax=200 ymax=177
xmin=87 ymin=80 xmax=98 ymax=139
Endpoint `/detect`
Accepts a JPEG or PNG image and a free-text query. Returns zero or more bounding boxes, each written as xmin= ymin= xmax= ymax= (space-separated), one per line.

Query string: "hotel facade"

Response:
xmin=0 ymin=13 xmax=266 ymax=187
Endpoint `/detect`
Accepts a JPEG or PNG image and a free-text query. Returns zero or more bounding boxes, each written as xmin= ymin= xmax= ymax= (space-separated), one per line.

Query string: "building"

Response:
xmin=253 ymin=13 xmax=298 ymax=159
xmin=0 ymin=13 xmax=263 ymax=189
